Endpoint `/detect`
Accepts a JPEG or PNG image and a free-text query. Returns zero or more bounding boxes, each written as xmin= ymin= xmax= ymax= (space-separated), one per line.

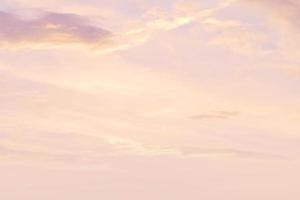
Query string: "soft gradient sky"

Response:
xmin=0 ymin=0 xmax=300 ymax=199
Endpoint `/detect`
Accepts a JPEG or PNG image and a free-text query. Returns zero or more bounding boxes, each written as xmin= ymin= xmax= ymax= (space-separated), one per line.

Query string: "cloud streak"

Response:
xmin=188 ymin=111 xmax=239 ymax=120
xmin=0 ymin=135 xmax=284 ymax=165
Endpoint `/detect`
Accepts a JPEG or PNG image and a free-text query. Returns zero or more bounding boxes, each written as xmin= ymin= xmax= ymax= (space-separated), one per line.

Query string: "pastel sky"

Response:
xmin=0 ymin=0 xmax=300 ymax=199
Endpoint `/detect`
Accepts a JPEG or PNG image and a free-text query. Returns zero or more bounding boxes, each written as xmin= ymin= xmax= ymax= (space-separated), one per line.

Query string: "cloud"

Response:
xmin=0 ymin=0 xmax=259 ymax=57
xmin=188 ymin=111 xmax=239 ymax=120
xmin=202 ymin=17 xmax=269 ymax=56
xmin=0 ymin=0 xmax=239 ymax=54
xmin=103 ymin=136 xmax=284 ymax=160
xmin=177 ymin=146 xmax=285 ymax=159
xmin=0 ymin=144 xmax=98 ymax=165
xmin=0 ymin=11 xmax=111 ymax=49
xmin=0 ymin=5 xmax=203 ymax=53
xmin=240 ymin=0 xmax=300 ymax=61
xmin=100 ymin=2 xmax=222 ymax=54
xmin=0 ymin=130 xmax=283 ymax=165
xmin=243 ymin=0 xmax=300 ymax=29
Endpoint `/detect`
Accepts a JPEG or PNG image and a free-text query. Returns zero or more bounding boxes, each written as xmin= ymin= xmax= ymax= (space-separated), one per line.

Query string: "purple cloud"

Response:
xmin=244 ymin=0 xmax=300 ymax=29
xmin=0 ymin=11 xmax=111 ymax=46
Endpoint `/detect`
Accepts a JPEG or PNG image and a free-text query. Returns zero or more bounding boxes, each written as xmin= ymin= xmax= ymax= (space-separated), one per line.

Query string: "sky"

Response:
xmin=0 ymin=0 xmax=300 ymax=199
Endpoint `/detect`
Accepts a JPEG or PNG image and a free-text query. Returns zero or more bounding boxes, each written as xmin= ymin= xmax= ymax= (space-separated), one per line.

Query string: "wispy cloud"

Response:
xmin=243 ymin=0 xmax=300 ymax=29
xmin=176 ymin=146 xmax=285 ymax=159
xmin=188 ymin=111 xmax=239 ymax=120
xmin=204 ymin=18 xmax=269 ymax=56
xmin=241 ymin=0 xmax=300 ymax=62
xmin=0 ymin=134 xmax=284 ymax=166
xmin=77 ymin=135 xmax=286 ymax=160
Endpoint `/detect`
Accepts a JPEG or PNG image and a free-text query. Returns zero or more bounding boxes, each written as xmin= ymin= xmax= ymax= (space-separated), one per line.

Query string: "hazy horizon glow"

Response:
xmin=0 ymin=0 xmax=300 ymax=199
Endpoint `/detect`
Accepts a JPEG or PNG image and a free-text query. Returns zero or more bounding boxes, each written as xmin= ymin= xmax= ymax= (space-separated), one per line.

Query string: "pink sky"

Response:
xmin=0 ymin=0 xmax=300 ymax=199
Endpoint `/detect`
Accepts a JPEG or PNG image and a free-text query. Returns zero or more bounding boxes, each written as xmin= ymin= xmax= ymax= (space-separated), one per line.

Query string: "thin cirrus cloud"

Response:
xmin=0 ymin=135 xmax=285 ymax=165
xmin=0 ymin=11 xmax=111 ymax=49
xmin=188 ymin=111 xmax=239 ymax=120
xmin=0 ymin=145 xmax=83 ymax=164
